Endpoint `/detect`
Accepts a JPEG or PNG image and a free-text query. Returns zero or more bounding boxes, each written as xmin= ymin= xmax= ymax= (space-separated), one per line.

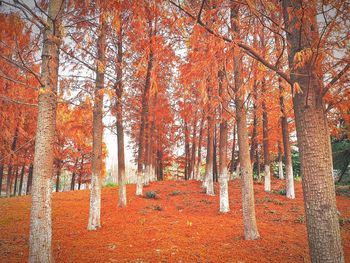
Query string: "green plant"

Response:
xmin=145 ymin=191 xmax=158 ymax=199
xmin=104 ymin=182 xmax=117 ymax=188
xmin=168 ymin=190 xmax=182 ymax=196
xmin=279 ymin=189 xmax=287 ymax=196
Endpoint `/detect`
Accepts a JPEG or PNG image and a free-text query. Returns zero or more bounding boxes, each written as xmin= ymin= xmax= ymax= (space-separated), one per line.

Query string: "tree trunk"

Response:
xmin=250 ymin=83 xmax=258 ymax=168
xmin=277 ymin=141 xmax=284 ymax=180
xmin=279 ymin=79 xmax=295 ymax=199
xmin=26 ymin=164 xmax=33 ymax=195
xmin=213 ymin=125 xmax=218 ymax=183
xmin=29 ymin=0 xmax=63 ymax=261
xmin=6 ymin=126 xmax=19 ymax=197
xmin=229 ymin=123 xmax=236 ymax=175
xmin=13 ymin=166 xmax=19 ymax=196
xmin=136 ymin=23 xmax=154 ymax=195
xmin=189 ymin=114 xmax=197 ymax=180
xmin=204 ymin=86 xmax=215 ymax=196
xmin=70 ymin=172 xmax=76 ymax=191
xmin=195 ymin=113 xmax=204 ymax=180
xmin=231 ymin=2 xmax=259 ymax=240
xmin=88 ymin=13 xmax=107 ymax=231
xmin=282 ymin=0 xmax=344 ymax=261
xmin=262 ymin=80 xmax=271 ymax=192
xmin=114 ymin=10 xmax=127 ymax=207
xmin=218 ymin=69 xmax=229 ymax=212
xmin=0 ymin=161 xmax=3 ymax=196
xmin=18 ymin=165 xmax=25 ymax=196
xmin=55 ymin=161 xmax=61 ymax=193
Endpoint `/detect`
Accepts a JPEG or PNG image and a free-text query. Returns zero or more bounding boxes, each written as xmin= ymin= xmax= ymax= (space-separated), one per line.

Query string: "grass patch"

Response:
xmin=104 ymin=182 xmax=117 ymax=188
xmin=294 ymin=215 xmax=305 ymax=224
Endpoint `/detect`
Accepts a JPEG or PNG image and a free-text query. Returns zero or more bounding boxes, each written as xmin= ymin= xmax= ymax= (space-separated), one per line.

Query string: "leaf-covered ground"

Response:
xmin=0 ymin=179 xmax=349 ymax=262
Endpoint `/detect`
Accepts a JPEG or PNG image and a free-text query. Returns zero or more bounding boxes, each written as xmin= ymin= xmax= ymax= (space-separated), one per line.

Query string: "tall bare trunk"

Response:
xmin=231 ymin=2 xmax=259 ymax=240
xmin=136 ymin=21 xmax=154 ymax=195
xmin=88 ymin=13 xmax=107 ymax=231
xmin=279 ymin=79 xmax=295 ymax=198
xmin=114 ymin=10 xmax=127 ymax=207
xmin=262 ymin=80 xmax=271 ymax=192
xmin=277 ymin=141 xmax=284 ymax=179
xmin=229 ymin=123 xmax=236 ymax=175
xmin=218 ymin=69 xmax=229 ymax=212
xmin=204 ymin=86 xmax=214 ymax=196
xmin=195 ymin=113 xmax=204 ymax=180
xmin=18 ymin=165 xmax=25 ymax=196
xmin=6 ymin=126 xmax=19 ymax=197
xmin=26 ymin=164 xmax=33 ymax=195
xmin=29 ymin=0 xmax=63 ymax=261
xmin=0 ymin=160 xmax=4 ymax=196
xmin=13 ymin=166 xmax=19 ymax=196
xmin=189 ymin=114 xmax=197 ymax=179
xmin=283 ymin=1 xmax=344 ymax=261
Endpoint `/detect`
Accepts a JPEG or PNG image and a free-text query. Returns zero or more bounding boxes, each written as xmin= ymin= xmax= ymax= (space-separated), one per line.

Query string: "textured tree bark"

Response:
xmin=262 ymin=80 xmax=271 ymax=192
xmin=282 ymin=0 xmax=344 ymax=261
xmin=26 ymin=164 xmax=33 ymax=195
xmin=213 ymin=127 xmax=218 ymax=183
xmin=29 ymin=0 xmax=63 ymax=261
xmin=114 ymin=10 xmax=127 ymax=207
xmin=184 ymin=120 xmax=190 ymax=180
xmin=88 ymin=13 xmax=107 ymax=231
xmin=231 ymin=1 xmax=259 ymax=240
xmin=218 ymin=69 xmax=229 ymax=212
xmin=18 ymin=165 xmax=25 ymax=196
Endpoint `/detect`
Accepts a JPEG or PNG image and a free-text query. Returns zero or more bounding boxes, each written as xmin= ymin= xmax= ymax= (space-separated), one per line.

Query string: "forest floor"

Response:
xmin=0 ymin=179 xmax=349 ymax=263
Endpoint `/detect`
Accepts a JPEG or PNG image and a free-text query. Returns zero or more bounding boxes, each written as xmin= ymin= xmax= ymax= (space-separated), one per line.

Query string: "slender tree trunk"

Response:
xmin=184 ymin=120 xmax=190 ymax=180
xmin=229 ymin=123 xmax=236 ymax=175
xmin=250 ymin=83 xmax=258 ymax=168
xmin=279 ymin=79 xmax=295 ymax=198
xmin=0 ymin=161 xmax=3 ymax=196
xmin=136 ymin=22 xmax=154 ymax=195
xmin=55 ymin=161 xmax=61 ymax=193
xmin=29 ymin=0 xmax=63 ymax=261
xmin=189 ymin=114 xmax=197 ymax=179
xmin=13 ymin=166 xmax=19 ymax=196
xmin=277 ymin=142 xmax=284 ymax=180
xmin=213 ymin=126 xmax=218 ymax=183
xmin=204 ymin=86 xmax=215 ymax=196
xmin=6 ymin=127 xmax=19 ymax=197
xmin=26 ymin=164 xmax=33 ymax=195
xmin=283 ymin=1 xmax=344 ymax=261
xmin=195 ymin=113 xmax=204 ymax=180
xmin=114 ymin=10 xmax=127 ymax=207
xmin=70 ymin=172 xmax=76 ymax=191
xmin=18 ymin=165 xmax=25 ymax=196
xmin=219 ymin=69 xmax=229 ymax=212
xmin=262 ymin=80 xmax=271 ymax=192
xmin=88 ymin=13 xmax=107 ymax=231
xmin=231 ymin=2 xmax=259 ymax=240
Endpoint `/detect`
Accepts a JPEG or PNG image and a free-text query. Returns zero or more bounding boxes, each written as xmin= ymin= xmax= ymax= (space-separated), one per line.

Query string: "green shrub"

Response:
xmin=145 ymin=191 xmax=158 ymax=199
xmin=168 ymin=190 xmax=182 ymax=196
xmin=104 ymin=182 xmax=117 ymax=188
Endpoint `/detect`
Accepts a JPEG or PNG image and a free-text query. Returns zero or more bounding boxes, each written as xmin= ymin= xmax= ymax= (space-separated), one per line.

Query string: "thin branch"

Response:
xmin=169 ymin=0 xmax=292 ymax=85
xmin=322 ymin=62 xmax=350 ymax=97
xmin=0 ymin=95 xmax=37 ymax=107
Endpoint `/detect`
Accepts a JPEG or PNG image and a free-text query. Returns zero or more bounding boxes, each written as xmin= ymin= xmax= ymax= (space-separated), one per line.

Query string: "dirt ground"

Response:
xmin=0 ymin=179 xmax=349 ymax=263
